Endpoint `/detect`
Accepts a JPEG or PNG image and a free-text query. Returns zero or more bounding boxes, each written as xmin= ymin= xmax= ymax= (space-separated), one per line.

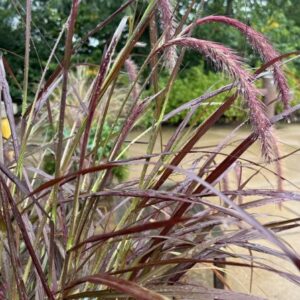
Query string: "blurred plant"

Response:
xmin=87 ymin=122 xmax=128 ymax=181
xmin=41 ymin=65 xmax=128 ymax=181
xmin=0 ymin=1 xmax=300 ymax=300
xmin=160 ymin=65 xmax=245 ymax=124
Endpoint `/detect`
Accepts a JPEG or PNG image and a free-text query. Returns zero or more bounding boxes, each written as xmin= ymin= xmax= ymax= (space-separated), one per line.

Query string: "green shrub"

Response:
xmin=162 ymin=65 xmax=246 ymax=125
xmin=87 ymin=122 xmax=127 ymax=181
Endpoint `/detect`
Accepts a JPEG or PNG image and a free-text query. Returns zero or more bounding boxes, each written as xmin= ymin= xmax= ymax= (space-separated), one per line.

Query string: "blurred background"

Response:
xmin=1 ymin=0 xmax=300 ymax=125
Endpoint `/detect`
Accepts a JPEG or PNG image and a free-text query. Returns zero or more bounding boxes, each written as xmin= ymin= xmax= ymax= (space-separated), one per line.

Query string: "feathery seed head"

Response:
xmin=157 ymin=0 xmax=178 ymax=71
xmin=182 ymin=16 xmax=291 ymax=109
xmin=124 ymin=57 xmax=140 ymax=100
xmin=156 ymin=37 xmax=274 ymax=159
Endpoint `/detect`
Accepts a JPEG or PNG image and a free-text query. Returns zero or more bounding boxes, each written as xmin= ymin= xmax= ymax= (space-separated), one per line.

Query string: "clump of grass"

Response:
xmin=0 ymin=1 xmax=300 ymax=299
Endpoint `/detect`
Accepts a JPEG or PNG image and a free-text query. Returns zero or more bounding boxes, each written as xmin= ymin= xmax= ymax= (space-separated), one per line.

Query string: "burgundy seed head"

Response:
xmin=156 ymin=37 xmax=274 ymax=159
xmin=181 ymin=16 xmax=291 ymax=109
xmin=157 ymin=0 xmax=178 ymax=71
xmin=124 ymin=57 xmax=140 ymax=100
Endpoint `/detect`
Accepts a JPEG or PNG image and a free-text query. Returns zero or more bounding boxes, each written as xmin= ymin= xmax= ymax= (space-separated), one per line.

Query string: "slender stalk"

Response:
xmin=21 ymin=0 xmax=31 ymax=116
xmin=53 ymin=0 xmax=79 ymax=223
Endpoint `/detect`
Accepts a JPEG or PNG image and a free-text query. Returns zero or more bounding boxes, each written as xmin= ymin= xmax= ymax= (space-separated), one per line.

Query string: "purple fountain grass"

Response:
xmin=157 ymin=0 xmax=178 ymax=71
xmin=156 ymin=37 xmax=274 ymax=159
xmin=271 ymin=128 xmax=284 ymax=192
xmin=124 ymin=57 xmax=140 ymax=100
xmin=2 ymin=1 xmax=300 ymax=297
xmin=181 ymin=16 xmax=290 ymax=109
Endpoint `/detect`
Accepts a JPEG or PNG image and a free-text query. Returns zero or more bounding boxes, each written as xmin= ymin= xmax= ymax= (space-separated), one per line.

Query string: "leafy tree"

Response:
xmin=178 ymin=0 xmax=300 ymax=69
xmin=1 ymin=0 xmax=299 ymax=122
xmin=0 ymin=0 xmax=128 ymax=102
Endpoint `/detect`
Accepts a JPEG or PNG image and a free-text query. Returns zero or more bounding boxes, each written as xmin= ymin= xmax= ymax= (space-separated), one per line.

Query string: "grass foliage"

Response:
xmin=0 ymin=1 xmax=300 ymax=299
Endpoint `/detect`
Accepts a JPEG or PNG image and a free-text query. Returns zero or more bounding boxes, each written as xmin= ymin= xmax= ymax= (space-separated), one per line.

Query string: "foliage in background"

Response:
xmin=161 ymin=65 xmax=245 ymax=125
xmin=151 ymin=63 xmax=300 ymax=127
xmin=42 ymin=120 xmax=127 ymax=181
xmin=87 ymin=122 xmax=128 ymax=181
xmin=180 ymin=0 xmax=300 ymax=68
xmin=1 ymin=0 xmax=300 ymax=120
